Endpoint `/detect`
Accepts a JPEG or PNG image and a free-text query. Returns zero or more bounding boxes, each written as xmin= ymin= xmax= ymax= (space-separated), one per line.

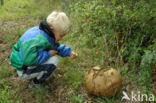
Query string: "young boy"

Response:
xmin=10 ymin=11 xmax=78 ymax=89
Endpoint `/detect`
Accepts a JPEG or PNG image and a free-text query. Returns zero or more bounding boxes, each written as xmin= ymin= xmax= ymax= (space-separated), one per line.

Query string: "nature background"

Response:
xmin=0 ymin=0 xmax=155 ymax=103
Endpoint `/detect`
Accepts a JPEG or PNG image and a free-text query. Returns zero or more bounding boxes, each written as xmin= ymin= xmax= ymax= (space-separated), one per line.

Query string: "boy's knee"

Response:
xmin=42 ymin=56 xmax=59 ymax=66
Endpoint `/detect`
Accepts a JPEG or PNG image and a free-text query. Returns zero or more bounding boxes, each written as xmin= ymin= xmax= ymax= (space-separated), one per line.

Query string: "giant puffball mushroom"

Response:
xmin=84 ymin=66 xmax=122 ymax=97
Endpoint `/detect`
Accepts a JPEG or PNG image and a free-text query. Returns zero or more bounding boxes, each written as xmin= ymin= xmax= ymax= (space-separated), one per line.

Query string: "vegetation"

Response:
xmin=69 ymin=0 xmax=156 ymax=90
xmin=0 ymin=0 xmax=155 ymax=103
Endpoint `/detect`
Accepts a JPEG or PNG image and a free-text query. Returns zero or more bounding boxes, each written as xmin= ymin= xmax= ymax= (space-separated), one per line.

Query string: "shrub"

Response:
xmin=69 ymin=0 xmax=156 ymax=87
xmin=138 ymin=49 xmax=156 ymax=90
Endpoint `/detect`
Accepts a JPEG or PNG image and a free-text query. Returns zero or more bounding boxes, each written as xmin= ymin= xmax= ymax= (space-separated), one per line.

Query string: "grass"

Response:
xmin=0 ymin=85 xmax=21 ymax=103
xmin=0 ymin=63 xmax=12 ymax=78
xmin=63 ymin=68 xmax=85 ymax=88
xmin=0 ymin=0 xmax=64 ymax=103
xmin=0 ymin=0 xmax=90 ymax=102
xmin=69 ymin=94 xmax=85 ymax=103
xmin=0 ymin=0 xmax=60 ymax=19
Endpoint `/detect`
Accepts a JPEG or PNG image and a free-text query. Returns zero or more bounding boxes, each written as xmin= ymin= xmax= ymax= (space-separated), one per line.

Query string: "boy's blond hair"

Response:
xmin=46 ymin=11 xmax=70 ymax=33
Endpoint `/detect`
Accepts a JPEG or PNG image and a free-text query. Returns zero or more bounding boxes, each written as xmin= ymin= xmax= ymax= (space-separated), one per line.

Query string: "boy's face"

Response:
xmin=50 ymin=26 xmax=66 ymax=42
xmin=53 ymin=31 xmax=66 ymax=42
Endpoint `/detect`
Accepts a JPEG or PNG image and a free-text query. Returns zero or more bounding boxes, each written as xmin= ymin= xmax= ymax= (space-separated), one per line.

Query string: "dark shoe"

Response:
xmin=28 ymin=79 xmax=51 ymax=90
xmin=28 ymin=80 xmax=41 ymax=89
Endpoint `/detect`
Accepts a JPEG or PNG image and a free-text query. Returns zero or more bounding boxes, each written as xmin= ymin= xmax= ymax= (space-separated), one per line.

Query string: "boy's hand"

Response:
xmin=70 ymin=51 xmax=78 ymax=59
xmin=49 ymin=50 xmax=58 ymax=56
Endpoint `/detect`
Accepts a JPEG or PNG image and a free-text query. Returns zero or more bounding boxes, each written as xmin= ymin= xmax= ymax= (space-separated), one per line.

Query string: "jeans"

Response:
xmin=17 ymin=56 xmax=59 ymax=82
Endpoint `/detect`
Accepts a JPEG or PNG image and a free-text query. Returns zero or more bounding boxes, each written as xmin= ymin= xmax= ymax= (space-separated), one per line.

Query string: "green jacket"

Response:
xmin=10 ymin=26 xmax=58 ymax=71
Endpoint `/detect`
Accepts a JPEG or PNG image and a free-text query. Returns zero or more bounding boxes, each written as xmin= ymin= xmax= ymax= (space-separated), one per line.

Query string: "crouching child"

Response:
xmin=10 ymin=11 xmax=78 ymax=89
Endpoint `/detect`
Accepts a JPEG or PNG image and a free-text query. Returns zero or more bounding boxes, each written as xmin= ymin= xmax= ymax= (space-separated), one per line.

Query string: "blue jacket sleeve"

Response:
xmin=37 ymin=49 xmax=51 ymax=64
xmin=57 ymin=44 xmax=71 ymax=57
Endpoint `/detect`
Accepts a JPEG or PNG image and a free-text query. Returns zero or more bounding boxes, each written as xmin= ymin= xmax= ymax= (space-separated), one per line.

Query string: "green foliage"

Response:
xmin=95 ymin=92 xmax=122 ymax=103
xmin=32 ymin=88 xmax=51 ymax=103
xmin=0 ymin=84 xmax=20 ymax=103
xmin=104 ymin=97 xmax=115 ymax=103
xmin=64 ymin=68 xmax=84 ymax=88
xmin=69 ymin=0 xmax=156 ymax=88
xmin=69 ymin=94 xmax=85 ymax=103
xmin=138 ymin=49 xmax=156 ymax=90
xmin=121 ymin=66 xmax=129 ymax=75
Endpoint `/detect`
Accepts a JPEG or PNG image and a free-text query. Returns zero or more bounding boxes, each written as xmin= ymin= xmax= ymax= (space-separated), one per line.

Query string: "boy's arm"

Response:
xmin=57 ymin=44 xmax=78 ymax=59
xmin=37 ymin=49 xmax=51 ymax=64
xmin=20 ymin=39 xmax=53 ymax=66
xmin=57 ymin=44 xmax=71 ymax=57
